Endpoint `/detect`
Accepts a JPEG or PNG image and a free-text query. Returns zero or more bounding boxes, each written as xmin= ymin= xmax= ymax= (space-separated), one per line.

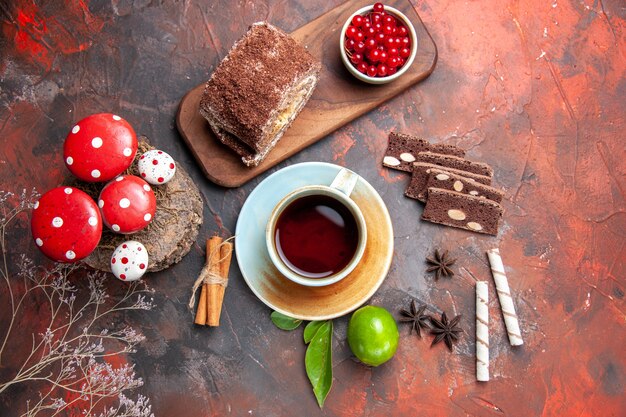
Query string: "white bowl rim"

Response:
xmin=339 ymin=5 xmax=418 ymax=85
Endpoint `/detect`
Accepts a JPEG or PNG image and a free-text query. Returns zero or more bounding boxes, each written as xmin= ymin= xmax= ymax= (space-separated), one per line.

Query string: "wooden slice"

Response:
xmin=83 ymin=140 xmax=203 ymax=273
xmin=176 ymin=0 xmax=438 ymax=187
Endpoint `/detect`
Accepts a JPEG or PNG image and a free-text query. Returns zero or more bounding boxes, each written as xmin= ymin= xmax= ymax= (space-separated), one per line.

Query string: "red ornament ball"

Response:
xmin=31 ymin=187 xmax=102 ymax=262
xmin=63 ymin=113 xmax=137 ymax=183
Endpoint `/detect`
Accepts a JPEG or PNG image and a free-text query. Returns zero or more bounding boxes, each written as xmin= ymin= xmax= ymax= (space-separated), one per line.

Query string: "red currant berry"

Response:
xmin=373 ymin=22 xmax=382 ymax=32
xmin=346 ymin=38 xmax=356 ymax=51
xmin=394 ymin=36 xmax=403 ymax=47
xmin=388 ymin=47 xmax=399 ymax=57
xmin=384 ymin=36 xmax=395 ymax=49
xmin=354 ymin=41 xmax=366 ymax=53
xmin=354 ymin=30 xmax=365 ymax=42
xmin=352 ymin=15 xmax=364 ymax=27
xmin=368 ymin=49 xmax=382 ymax=62
xmin=377 ymin=64 xmax=388 ymax=77
xmin=399 ymin=47 xmax=411 ymax=59
xmin=383 ymin=24 xmax=394 ymax=35
xmin=383 ymin=15 xmax=395 ymax=26
xmin=365 ymin=38 xmax=377 ymax=50
xmin=397 ymin=25 xmax=408 ymax=37
xmin=401 ymin=37 xmax=411 ymax=47
xmin=350 ymin=52 xmax=364 ymax=65
xmin=397 ymin=57 xmax=405 ymax=67
xmin=366 ymin=26 xmax=376 ymax=37
xmin=379 ymin=50 xmax=388 ymax=62
xmin=376 ymin=32 xmax=386 ymax=44
xmin=373 ymin=3 xmax=385 ymax=13
xmin=346 ymin=26 xmax=358 ymax=39
xmin=357 ymin=61 xmax=368 ymax=73
xmin=363 ymin=21 xmax=372 ymax=30
xmin=387 ymin=66 xmax=397 ymax=76
xmin=387 ymin=56 xmax=400 ymax=67
xmin=371 ymin=13 xmax=382 ymax=24
xmin=367 ymin=65 xmax=377 ymax=77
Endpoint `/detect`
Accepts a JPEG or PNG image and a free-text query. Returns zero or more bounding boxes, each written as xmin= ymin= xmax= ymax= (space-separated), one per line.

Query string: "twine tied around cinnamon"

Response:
xmin=189 ymin=236 xmax=235 ymax=326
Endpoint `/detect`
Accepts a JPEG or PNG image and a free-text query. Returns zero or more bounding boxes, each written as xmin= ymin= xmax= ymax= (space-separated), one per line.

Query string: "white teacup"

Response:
xmin=265 ymin=168 xmax=367 ymax=287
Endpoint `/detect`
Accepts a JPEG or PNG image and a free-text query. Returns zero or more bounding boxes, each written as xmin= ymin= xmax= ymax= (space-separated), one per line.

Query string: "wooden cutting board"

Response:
xmin=176 ymin=0 xmax=437 ymax=187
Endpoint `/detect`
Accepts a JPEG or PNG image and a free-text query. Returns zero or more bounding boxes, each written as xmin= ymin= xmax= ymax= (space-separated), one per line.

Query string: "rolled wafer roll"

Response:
xmin=476 ymin=281 xmax=489 ymax=381
xmin=487 ymin=248 xmax=523 ymax=346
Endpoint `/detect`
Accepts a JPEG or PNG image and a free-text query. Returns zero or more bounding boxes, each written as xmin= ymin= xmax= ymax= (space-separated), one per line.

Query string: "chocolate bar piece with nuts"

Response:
xmin=382 ymin=132 xmax=465 ymax=172
xmin=415 ymin=168 xmax=504 ymax=203
xmin=415 ymin=151 xmax=494 ymax=178
xmin=405 ymin=162 xmax=491 ymax=201
xmin=421 ymin=188 xmax=503 ymax=235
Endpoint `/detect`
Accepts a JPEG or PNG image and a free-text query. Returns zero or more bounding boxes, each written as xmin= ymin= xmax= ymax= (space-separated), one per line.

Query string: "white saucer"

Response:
xmin=235 ymin=162 xmax=394 ymax=321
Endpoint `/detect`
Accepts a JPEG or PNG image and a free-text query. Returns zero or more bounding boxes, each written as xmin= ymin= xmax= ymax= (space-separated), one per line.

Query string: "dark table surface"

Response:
xmin=1 ymin=0 xmax=624 ymax=416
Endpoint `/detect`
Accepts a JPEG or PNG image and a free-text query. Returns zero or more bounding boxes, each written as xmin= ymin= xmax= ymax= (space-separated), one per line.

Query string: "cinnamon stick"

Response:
xmin=193 ymin=284 xmax=208 ymax=325
xmin=199 ymin=236 xmax=223 ymax=326
xmin=207 ymin=240 xmax=233 ymax=326
xmin=194 ymin=237 xmax=222 ymax=325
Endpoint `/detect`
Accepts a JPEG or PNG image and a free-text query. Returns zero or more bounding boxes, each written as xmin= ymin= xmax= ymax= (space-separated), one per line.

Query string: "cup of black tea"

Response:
xmin=265 ymin=168 xmax=367 ymax=287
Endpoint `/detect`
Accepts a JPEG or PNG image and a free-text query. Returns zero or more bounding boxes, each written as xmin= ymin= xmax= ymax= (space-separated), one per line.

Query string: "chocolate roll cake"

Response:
xmin=200 ymin=22 xmax=321 ymax=167
xmin=382 ymin=132 xmax=466 ymax=172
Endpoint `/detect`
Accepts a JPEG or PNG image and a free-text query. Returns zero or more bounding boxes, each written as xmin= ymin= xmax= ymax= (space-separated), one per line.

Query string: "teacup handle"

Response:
xmin=330 ymin=168 xmax=358 ymax=197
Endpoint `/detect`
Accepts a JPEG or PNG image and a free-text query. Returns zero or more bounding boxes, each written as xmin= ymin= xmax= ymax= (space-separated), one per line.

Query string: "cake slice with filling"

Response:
xmin=200 ymin=22 xmax=321 ymax=167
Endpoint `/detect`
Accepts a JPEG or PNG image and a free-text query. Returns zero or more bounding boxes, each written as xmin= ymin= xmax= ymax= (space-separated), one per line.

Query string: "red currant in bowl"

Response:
xmin=340 ymin=3 xmax=418 ymax=84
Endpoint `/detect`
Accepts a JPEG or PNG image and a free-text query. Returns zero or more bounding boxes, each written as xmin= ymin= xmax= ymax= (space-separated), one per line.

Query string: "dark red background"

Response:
xmin=0 ymin=0 xmax=624 ymax=416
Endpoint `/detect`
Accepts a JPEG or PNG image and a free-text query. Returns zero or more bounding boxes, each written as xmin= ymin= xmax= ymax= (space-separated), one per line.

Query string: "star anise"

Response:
xmin=399 ymin=300 xmax=430 ymax=337
xmin=426 ymin=249 xmax=456 ymax=280
xmin=430 ymin=311 xmax=463 ymax=352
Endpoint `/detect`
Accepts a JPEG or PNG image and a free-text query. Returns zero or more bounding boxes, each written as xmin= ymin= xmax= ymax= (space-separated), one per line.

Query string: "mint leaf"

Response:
xmin=270 ymin=311 xmax=302 ymax=330
xmin=304 ymin=320 xmax=333 ymax=408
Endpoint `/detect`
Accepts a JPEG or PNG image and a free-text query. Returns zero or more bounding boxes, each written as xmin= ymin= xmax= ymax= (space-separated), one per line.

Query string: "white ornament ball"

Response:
xmin=110 ymin=240 xmax=149 ymax=282
xmin=137 ymin=149 xmax=176 ymax=185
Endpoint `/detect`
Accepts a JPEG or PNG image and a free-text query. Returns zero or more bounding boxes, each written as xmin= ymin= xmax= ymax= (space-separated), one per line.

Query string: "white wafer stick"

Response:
xmin=476 ymin=281 xmax=489 ymax=381
xmin=487 ymin=248 xmax=523 ymax=346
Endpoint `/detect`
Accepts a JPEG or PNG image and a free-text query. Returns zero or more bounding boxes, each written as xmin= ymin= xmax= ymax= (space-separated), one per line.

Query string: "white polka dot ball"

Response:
xmin=138 ymin=150 xmax=177 ymax=185
xmin=110 ymin=240 xmax=149 ymax=282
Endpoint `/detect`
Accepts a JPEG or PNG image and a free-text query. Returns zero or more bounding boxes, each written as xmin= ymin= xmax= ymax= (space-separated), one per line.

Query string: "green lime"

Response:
xmin=347 ymin=305 xmax=399 ymax=366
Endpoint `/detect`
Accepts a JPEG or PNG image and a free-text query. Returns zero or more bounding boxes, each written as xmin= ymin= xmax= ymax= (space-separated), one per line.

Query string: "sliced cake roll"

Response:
xmin=200 ymin=22 xmax=321 ymax=167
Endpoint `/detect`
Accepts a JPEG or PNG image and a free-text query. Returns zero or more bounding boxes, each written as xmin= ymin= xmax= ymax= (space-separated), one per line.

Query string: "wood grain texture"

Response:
xmin=176 ymin=0 xmax=437 ymax=187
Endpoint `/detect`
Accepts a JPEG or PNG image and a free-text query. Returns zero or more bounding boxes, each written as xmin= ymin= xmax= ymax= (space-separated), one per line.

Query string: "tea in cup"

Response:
xmin=265 ymin=168 xmax=367 ymax=287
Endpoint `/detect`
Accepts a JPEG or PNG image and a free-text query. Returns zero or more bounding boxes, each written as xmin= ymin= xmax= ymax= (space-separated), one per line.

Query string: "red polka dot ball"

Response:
xmin=98 ymin=175 xmax=156 ymax=234
xmin=31 ymin=187 xmax=102 ymax=262
xmin=63 ymin=113 xmax=137 ymax=183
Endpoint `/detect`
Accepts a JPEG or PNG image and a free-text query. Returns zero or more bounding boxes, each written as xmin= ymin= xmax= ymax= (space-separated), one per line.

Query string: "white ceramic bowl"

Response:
xmin=339 ymin=5 xmax=418 ymax=85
